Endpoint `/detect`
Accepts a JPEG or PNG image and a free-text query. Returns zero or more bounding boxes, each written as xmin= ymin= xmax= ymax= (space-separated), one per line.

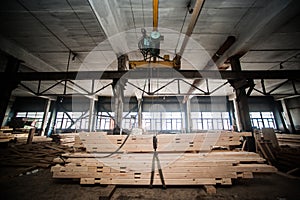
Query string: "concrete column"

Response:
xmin=137 ymin=98 xmax=143 ymax=129
xmin=232 ymin=98 xmax=242 ymax=131
xmin=185 ymin=98 xmax=191 ymax=133
xmin=113 ymin=81 xmax=124 ymax=134
xmin=228 ymin=95 xmax=237 ymax=131
xmin=112 ymin=55 xmax=127 ymax=134
xmin=281 ymin=99 xmax=295 ymax=133
xmin=0 ymin=55 xmax=20 ymax=126
xmin=273 ymin=100 xmax=287 ymax=132
xmin=1 ymin=96 xmax=15 ymax=127
xmin=45 ymin=98 xmax=58 ymax=136
xmin=40 ymin=99 xmax=52 ymax=136
xmin=88 ymin=97 xmax=96 ymax=132
xmin=230 ymin=56 xmax=252 ymax=132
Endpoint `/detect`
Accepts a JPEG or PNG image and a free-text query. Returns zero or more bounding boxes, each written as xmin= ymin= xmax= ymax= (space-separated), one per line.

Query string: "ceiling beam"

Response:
xmin=88 ymin=0 xmax=130 ymax=56
xmin=216 ymin=0 xmax=300 ymax=66
xmin=175 ymin=0 xmax=205 ymax=62
xmin=2 ymin=70 xmax=299 ymax=81
xmin=0 ymin=35 xmax=58 ymax=72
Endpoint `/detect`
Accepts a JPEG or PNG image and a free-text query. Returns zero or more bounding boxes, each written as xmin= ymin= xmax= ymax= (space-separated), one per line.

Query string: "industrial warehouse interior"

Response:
xmin=0 ymin=0 xmax=300 ymax=199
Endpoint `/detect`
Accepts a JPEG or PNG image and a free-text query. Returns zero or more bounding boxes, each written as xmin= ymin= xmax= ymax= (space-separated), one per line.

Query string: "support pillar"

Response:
xmin=0 ymin=55 xmax=20 ymax=126
xmin=281 ymin=99 xmax=295 ymax=133
xmin=137 ymin=98 xmax=143 ymax=129
xmin=40 ymin=99 xmax=52 ymax=136
xmin=113 ymin=80 xmax=124 ymax=134
xmin=45 ymin=98 xmax=58 ymax=136
xmin=232 ymin=97 xmax=242 ymax=131
xmin=273 ymin=100 xmax=287 ymax=133
xmin=227 ymin=95 xmax=237 ymax=131
xmin=88 ymin=97 xmax=96 ymax=132
xmin=185 ymin=98 xmax=191 ymax=133
xmin=229 ymin=56 xmax=254 ymax=152
xmin=112 ymin=55 xmax=127 ymax=134
xmin=229 ymin=56 xmax=252 ymax=132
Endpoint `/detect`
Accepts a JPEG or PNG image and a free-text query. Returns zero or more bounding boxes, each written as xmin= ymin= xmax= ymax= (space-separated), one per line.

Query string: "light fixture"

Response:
xmin=187 ymin=0 xmax=194 ymax=14
xmin=279 ymin=62 xmax=283 ymax=69
xmin=71 ymin=52 xmax=77 ymax=61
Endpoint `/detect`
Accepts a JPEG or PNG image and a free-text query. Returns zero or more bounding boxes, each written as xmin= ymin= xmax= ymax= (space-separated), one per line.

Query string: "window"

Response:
xmin=55 ymin=112 xmax=89 ymax=130
xmin=122 ymin=112 xmax=138 ymax=129
xmin=191 ymin=112 xmax=230 ymax=131
xmin=250 ymin=112 xmax=276 ymax=129
xmin=96 ymin=112 xmax=114 ymax=130
xmin=142 ymin=111 xmax=185 ymax=132
xmin=16 ymin=112 xmax=45 ymax=129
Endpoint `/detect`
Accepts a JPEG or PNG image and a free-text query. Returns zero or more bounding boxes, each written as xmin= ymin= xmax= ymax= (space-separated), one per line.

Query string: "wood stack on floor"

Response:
xmin=0 ymin=142 xmax=71 ymax=169
xmin=51 ymin=132 xmax=276 ymax=187
xmin=51 ymin=133 xmax=79 ymax=147
xmin=0 ymin=126 xmax=14 ymax=143
xmin=254 ymin=128 xmax=300 ymax=177
xmin=276 ymin=134 xmax=300 ymax=148
xmin=275 ymin=146 xmax=300 ymax=175
xmin=74 ymin=131 xmax=252 ymax=153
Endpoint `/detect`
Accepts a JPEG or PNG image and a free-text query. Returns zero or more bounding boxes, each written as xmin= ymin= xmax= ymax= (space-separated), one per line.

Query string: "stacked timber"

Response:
xmin=11 ymin=135 xmax=52 ymax=143
xmin=74 ymin=131 xmax=252 ymax=153
xmin=0 ymin=143 xmax=71 ymax=169
xmin=0 ymin=133 xmax=15 ymax=143
xmin=51 ymin=132 xmax=276 ymax=186
xmin=0 ymin=126 xmax=14 ymax=143
xmin=276 ymin=134 xmax=300 ymax=148
xmin=57 ymin=133 xmax=79 ymax=147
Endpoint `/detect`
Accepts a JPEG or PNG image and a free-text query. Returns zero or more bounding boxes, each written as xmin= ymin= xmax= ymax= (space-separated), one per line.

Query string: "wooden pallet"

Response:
xmin=0 ymin=143 xmax=71 ymax=169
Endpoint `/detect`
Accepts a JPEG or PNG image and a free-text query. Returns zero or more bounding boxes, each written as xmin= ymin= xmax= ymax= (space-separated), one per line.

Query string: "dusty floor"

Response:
xmin=0 ymin=167 xmax=300 ymax=200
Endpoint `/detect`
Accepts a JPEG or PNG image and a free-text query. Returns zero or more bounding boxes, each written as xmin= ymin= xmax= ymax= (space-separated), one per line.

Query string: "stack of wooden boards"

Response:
xmin=0 ymin=126 xmax=14 ymax=143
xmin=51 ymin=131 xmax=277 ymax=186
xmin=276 ymin=134 xmax=300 ymax=148
xmin=0 ymin=142 xmax=71 ymax=169
xmin=254 ymin=129 xmax=300 ymax=177
xmin=0 ymin=133 xmax=15 ymax=143
xmin=74 ymin=131 xmax=252 ymax=153
xmin=51 ymin=133 xmax=79 ymax=147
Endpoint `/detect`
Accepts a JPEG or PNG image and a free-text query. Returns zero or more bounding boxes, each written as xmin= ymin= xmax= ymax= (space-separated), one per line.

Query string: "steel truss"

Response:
xmin=3 ymin=69 xmax=299 ymax=97
xmin=19 ymin=80 xmax=112 ymax=96
xmin=252 ymin=79 xmax=300 ymax=96
xmin=127 ymin=79 xmax=229 ymax=96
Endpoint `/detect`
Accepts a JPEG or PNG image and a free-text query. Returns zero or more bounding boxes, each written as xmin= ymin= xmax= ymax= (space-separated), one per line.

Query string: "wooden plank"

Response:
xmin=26 ymin=128 xmax=35 ymax=144
xmin=262 ymin=128 xmax=279 ymax=148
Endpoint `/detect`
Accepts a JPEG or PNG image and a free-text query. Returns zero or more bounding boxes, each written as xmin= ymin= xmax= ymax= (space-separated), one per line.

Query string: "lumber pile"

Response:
xmin=51 ymin=132 xmax=276 ymax=186
xmin=74 ymin=131 xmax=252 ymax=153
xmin=0 ymin=142 xmax=71 ymax=169
xmin=0 ymin=126 xmax=13 ymax=134
xmin=276 ymin=134 xmax=300 ymax=148
xmin=275 ymin=146 xmax=300 ymax=174
xmin=10 ymin=135 xmax=52 ymax=144
xmin=254 ymin=130 xmax=300 ymax=177
xmin=51 ymin=133 xmax=79 ymax=147
xmin=0 ymin=133 xmax=15 ymax=143
xmin=0 ymin=126 xmax=15 ymax=143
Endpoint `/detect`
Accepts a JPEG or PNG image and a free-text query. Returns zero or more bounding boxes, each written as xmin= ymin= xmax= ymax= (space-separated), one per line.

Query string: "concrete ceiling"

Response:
xmin=0 ymin=0 xmax=299 ymax=99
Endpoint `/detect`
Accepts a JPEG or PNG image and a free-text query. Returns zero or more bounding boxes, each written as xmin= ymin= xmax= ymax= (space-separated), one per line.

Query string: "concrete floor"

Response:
xmin=0 ymin=167 xmax=300 ymax=200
